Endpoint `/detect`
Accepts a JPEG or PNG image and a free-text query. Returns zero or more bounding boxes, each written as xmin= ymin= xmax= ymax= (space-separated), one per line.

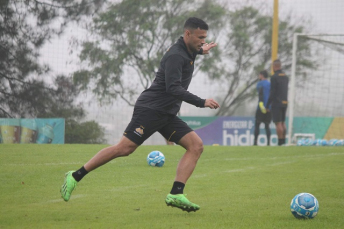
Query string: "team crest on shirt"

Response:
xmin=190 ymin=61 xmax=193 ymax=65
xmin=134 ymin=126 xmax=144 ymax=137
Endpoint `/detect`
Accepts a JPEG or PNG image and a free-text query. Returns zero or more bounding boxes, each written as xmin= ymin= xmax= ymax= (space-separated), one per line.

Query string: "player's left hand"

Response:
xmin=202 ymin=42 xmax=217 ymax=54
xmin=205 ymin=98 xmax=220 ymax=109
xmin=259 ymin=102 xmax=267 ymax=114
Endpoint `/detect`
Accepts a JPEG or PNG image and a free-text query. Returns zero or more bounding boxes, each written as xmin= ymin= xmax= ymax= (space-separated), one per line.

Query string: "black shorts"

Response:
xmin=124 ymin=106 xmax=193 ymax=145
xmin=255 ymin=109 xmax=271 ymax=124
xmin=271 ymin=106 xmax=287 ymax=123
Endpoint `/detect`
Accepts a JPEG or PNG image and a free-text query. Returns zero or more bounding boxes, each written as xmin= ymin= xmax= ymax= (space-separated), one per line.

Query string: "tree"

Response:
xmin=42 ymin=76 xmax=106 ymax=144
xmin=65 ymin=119 xmax=106 ymax=144
xmin=201 ymin=6 xmax=317 ymax=116
xmin=0 ymin=0 xmax=105 ymax=117
xmin=73 ymin=0 xmax=225 ymax=106
xmin=0 ymin=0 xmax=107 ymax=143
xmin=73 ymin=1 xmax=318 ymax=116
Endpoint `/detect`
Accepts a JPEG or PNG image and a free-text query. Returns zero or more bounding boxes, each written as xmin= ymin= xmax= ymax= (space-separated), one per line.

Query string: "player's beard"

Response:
xmin=190 ymin=43 xmax=201 ymax=53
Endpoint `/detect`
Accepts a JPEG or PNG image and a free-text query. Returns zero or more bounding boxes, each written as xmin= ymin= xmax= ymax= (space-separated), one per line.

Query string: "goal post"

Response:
xmin=288 ymin=34 xmax=344 ymax=145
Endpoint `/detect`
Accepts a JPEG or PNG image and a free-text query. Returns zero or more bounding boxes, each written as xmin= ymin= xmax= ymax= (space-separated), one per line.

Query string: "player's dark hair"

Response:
xmin=260 ymin=70 xmax=269 ymax=78
xmin=184 ymin=17 xmax=208 ymax=31
xmin=273 ymin=59 xmax=281 ymax=67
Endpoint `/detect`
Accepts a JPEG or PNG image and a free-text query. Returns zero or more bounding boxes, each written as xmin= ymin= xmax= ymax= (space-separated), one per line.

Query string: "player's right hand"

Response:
xmin=259 ymin=102 xmax=267 ymax=114
xmin=205 ymin=99 xmax=220 ymax=109
xmin=201 ymin=42 xmax=217 ymax=54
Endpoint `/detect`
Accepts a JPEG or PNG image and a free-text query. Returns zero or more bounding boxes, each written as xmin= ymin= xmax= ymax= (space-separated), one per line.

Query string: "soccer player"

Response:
xmin=253 ymin=70 xmax=271 ymax=146
xmin=266 ymin=59 xmax=289 ymax=146
xmin=60 ymin=17 xmax=220 ymax=212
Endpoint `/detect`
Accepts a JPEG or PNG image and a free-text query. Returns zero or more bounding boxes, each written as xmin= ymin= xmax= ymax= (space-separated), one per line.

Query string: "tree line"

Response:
xmin=0 ymin=0 xmax=317 ymax=143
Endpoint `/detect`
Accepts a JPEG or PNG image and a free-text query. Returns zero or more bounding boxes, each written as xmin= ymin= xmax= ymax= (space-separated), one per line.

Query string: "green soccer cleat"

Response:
xmin=60 ymin=171 xmax=77 ymax=202
xmin=165 ymin=194 xmax=200 ymax=212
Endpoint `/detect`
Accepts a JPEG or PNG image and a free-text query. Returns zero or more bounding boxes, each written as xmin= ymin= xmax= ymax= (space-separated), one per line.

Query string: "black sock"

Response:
xmin=278 ymin=139 xmax=286 ymax=146
xmin=72 ymin=166 xmax=88 ymax=182
xmin=265 ymin=124 xmax=271 ymax=146
xmin=170 ymin=181 xmax=185 ymax=194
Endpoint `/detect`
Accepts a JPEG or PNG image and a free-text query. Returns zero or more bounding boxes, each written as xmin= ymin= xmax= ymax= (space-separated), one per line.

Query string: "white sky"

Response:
xmin=40 ymin=0 xmax=344 ymax=144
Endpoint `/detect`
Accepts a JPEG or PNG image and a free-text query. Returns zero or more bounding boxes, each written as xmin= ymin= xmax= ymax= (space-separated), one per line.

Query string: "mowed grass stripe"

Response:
xmin=0 ymin=144 xmax=343 ymax=229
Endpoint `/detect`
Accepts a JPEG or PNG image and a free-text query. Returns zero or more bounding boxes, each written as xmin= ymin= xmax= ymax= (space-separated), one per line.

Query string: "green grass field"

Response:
xmin=1 ymin=144 xmax=344 ymax=229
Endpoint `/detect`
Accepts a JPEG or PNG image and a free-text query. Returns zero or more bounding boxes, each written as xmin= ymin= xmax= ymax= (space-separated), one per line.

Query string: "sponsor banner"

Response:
xmin=181 ymin=116 xmax=277 ymax=146
xmin=181 ymin=116 xmax=341 ymax=146
xmin=0 ymin=118 xmax=65 ymax=144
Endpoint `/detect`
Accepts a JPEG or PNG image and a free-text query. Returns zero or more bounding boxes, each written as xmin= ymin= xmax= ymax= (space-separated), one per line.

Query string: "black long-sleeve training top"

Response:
xmin=135 ymin=36 xmax=205 ymax=115
xmin=267 ymin=69 xmax=289 ymax=108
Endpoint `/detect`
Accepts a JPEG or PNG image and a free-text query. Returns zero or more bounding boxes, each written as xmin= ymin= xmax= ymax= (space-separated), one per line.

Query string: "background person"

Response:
xmin=253 ymin=70 xmax=271 ymax=146
xmin=266 ymin=59 xmax=289 ymax=146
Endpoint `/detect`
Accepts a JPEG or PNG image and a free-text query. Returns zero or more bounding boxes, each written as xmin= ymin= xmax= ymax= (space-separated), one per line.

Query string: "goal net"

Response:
xmin=288 ymin=34 xmax=344 ymax=145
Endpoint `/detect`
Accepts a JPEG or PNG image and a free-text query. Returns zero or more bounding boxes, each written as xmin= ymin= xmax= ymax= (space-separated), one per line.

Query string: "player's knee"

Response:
xmin=118 ymin=150 xmax=132 ymax=157
xmin=184 ymin=140 xmax=203 ymax=157
xmin=110 ymin=144 xmax=137 ymax=157
xmin=193 ymin=140 xmax=204 ymax=156
xmin=119 ymin=147 xmax=136 ymax=157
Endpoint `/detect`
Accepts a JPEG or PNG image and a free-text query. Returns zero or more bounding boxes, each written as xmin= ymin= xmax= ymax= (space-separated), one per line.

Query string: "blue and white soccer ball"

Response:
xmin=315 ymin=139 xmax=327 ymax=146
xmin=330 ymin=139 xmax=344 ymax=146
xmin=147 ymin=151 xmax=165 ymax=167
xmin=328 ymin=139 xmax=338 ymax=146
xmin=297 ymin=138 xmax=315 ymax=146
xmin=297 ymin=139 xmax=305 ymax=146
xmin=336 ymin=139 xmax=344 ymax=146
xmin=290 ymin=193 xmax=319 ymax=219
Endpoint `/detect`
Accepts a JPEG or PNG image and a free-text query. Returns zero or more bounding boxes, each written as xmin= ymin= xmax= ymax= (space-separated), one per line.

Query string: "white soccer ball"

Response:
xmin=147 ymin=151 xmax=165 ymax=167
xmin=290 ymin=193 xmax=319 ymax=219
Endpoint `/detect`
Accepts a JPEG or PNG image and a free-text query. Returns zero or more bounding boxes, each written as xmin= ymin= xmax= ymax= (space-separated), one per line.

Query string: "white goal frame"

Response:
xmin=287 ymin=33 xmax=344 ymax=145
